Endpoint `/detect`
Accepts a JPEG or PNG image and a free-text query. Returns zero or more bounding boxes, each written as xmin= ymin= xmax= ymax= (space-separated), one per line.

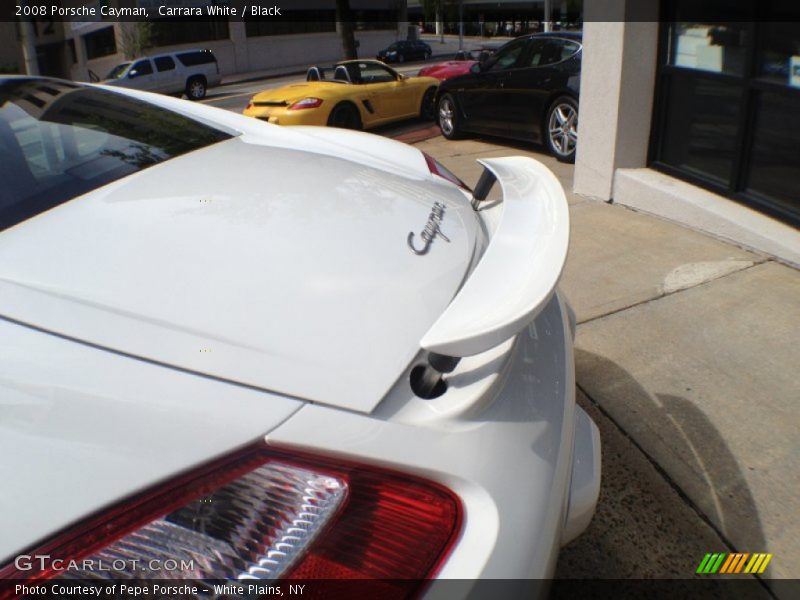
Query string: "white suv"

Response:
xmin=101 ymin=49 xmax=221 ymax=100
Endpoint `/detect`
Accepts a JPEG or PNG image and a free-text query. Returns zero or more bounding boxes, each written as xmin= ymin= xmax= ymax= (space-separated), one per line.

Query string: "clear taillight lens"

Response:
xmin=288 ymin=98 xmax=323 ymax=110
xmin=62 ymin=462 xmax=345 ymax=581
xmin=1 ymin=445 xmax=461 ymax=596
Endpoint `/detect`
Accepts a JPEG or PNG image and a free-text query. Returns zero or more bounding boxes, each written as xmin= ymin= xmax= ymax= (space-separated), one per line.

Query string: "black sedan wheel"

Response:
xmin=545 ymin=96 xmax=578 ymax=163
xmin=438 ymin=94 xmax=463 ymax=140
xmin=328 ymin=103 xmax=362 ymax=130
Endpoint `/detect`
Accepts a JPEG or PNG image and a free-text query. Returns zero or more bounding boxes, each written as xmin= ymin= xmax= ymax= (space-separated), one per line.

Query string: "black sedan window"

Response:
xmin=526 ymin=39 xmax=582 ymax=67
xmin=0 ymin=79 xmax=231 ymax=231
xmin=487 ymin=39 xmax=527 ymax=71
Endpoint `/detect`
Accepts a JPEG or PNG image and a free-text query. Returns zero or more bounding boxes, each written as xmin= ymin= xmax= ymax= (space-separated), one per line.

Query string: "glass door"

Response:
xmin=650 ymin=0 xmax=800 ymax=225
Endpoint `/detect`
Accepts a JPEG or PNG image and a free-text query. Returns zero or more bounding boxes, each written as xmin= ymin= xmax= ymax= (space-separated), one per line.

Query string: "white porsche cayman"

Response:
xmin=0 ymin=77 xmax=600 ymax=596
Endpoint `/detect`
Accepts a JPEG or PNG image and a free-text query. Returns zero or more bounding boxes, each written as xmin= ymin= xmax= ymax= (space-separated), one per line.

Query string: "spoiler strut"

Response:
xmin=420 ymin=156 xmax=570 ymax=357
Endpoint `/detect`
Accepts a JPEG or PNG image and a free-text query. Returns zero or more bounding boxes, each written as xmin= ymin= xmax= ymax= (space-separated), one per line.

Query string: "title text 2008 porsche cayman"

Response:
xmin=0 ymin=76 xmax=599 ymax=595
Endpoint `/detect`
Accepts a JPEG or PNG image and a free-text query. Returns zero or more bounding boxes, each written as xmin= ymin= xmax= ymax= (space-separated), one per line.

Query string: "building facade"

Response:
xmin=575 ymin=0 xmax=799 ymax=239
xmin=6 ymin=0 xmax=404 ymax=82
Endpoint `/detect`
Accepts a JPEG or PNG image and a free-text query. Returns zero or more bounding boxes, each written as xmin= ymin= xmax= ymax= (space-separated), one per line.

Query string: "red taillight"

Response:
xmin=423 ymin=152 xmax=471 ymax=191
xmin=285 ymin=462 xmax=460 ymax=581
xmin=288 ymin=98 xmax=324 ymax=110
xmin=0 ymin=444 xmax=461 ymax=597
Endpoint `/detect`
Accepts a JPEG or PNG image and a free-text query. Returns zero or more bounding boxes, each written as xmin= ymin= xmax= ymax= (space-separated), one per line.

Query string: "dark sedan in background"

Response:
xmin=377 ymin=40 xmax=433 ymax=63
xmin=436 ymin=32 xmax=582 ymax=162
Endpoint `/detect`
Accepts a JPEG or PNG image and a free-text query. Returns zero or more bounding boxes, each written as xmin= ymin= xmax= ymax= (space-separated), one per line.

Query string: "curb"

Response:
xmin=390 ymin=124 xmax=441 ymax=144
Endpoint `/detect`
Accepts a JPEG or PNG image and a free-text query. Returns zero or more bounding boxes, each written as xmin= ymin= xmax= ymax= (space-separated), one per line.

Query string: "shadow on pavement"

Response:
xmin=456 ymin=132 xmax=552 ymax=158
xmin=557 ymin=349 xmax=768 ymax=592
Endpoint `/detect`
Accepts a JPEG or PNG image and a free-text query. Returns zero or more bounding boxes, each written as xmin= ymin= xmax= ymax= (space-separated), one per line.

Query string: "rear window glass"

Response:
xmin=0 ymin=79 xmax=231 ymax=231
xmin=176 ymin=50 xmax=216 ymax=67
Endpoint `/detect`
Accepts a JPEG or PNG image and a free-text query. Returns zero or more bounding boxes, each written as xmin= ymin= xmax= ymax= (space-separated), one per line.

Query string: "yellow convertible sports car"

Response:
xmin=243 ymin=60 xmax=439 ymax=130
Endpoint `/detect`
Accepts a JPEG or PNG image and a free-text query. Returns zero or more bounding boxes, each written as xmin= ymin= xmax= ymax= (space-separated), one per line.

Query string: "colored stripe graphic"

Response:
xmin=698 ymin=552 xmax=772 ymax=575
xmin=744 ymin=553 xmax=774 ymax=574
xmin=733 ymin=553 xmax=749 ymax=573
xmin=696 ymin=553 xmax=712 ymax=574
xmin=710 ymin=553 xmax=726 ymax=573
xmin=758 ymin=554 xmax=773 ymax=573
xmin=744 ymin=554 xmax=760 ymax=573
xmin=697 ymin=553 xmax=726 ymax=574
xmin=719 ymin=554 xmax=737 ymax=574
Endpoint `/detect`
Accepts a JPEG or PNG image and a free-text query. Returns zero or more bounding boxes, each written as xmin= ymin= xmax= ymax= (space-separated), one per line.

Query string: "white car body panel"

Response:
xmin=0 ymin=137 xmax=480 ymax=413
xmin=268 ymin=292 xmax=596 ymax=582
xmin=0 ymin=80 xmax=600 ymax=586
xmin=0 ymin=317 xmax=302 ymax=563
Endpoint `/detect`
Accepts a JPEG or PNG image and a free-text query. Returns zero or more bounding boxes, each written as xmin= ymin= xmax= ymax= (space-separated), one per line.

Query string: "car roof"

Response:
xmin=137 ymin=48 xmax=213 ymax=60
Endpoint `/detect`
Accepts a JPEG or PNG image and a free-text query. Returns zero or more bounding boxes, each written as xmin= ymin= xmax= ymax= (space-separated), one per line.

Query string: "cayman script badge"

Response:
xmin=407 ymin=201 xmax=450 ymax=255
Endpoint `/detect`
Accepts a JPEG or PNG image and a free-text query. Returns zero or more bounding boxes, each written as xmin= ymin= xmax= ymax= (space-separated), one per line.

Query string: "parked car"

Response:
xmin=436 ymin=32 xmax=582 ymax=162
xmin=0 ymin=76 xmax=599 ymax=587
xmin=243 ymin=60 xmax=439 ymax=129
xmin=377 ymin=40 xmax=432 ymax=63
xmin=418 ymin=45 xmax=503 ymax=81
xmin=101 ymin=48 xmax=221 ymax=100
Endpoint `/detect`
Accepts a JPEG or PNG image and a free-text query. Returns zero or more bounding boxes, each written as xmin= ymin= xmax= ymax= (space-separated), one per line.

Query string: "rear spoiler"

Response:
xmin=420 ymin=156 xmax=570 ymax=357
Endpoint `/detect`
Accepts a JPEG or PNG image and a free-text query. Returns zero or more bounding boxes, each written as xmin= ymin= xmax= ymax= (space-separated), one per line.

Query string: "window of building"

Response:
xmin=150 ymin=19 xmax=229 ymax=46
xmin=245 ymin=10 xmax=336 ymax=37
xmin=758 ymin=20 xmax=800 ymax=87
xmin=651 ymin=0 xmax=800 ymax=224
xmin=669 ymin=22 xmax=749 ymax=76
xmin=352 ymin=10 xmax=396 ymax=31
xmin=84 ymin=26 xmax=117 ymax=60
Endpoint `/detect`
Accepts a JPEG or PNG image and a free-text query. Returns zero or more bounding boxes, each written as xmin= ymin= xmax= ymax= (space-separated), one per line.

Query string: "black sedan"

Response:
xmin=436 ymin=32 xmax=582 ymax=162
xmin=377 ymin=40 xmax=432 ymax=63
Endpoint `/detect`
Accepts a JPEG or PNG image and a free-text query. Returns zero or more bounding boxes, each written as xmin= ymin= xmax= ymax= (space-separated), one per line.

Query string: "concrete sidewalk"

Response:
xmin=416 ymin=135 xmax=799 ymax=593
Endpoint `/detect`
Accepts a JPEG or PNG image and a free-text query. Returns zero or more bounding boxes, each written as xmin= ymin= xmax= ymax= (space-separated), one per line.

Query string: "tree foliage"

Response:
xmin=118 ymin=22 xmax=153 ymax=60
xmin=336 ymin=0 xmax=358 ymax=60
